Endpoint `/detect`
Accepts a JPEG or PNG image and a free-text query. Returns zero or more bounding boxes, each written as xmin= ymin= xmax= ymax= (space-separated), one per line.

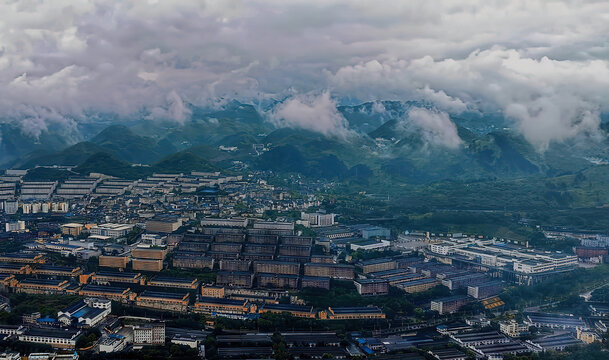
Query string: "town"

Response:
xmin=0 ymin=167 xmax=607 ymax=360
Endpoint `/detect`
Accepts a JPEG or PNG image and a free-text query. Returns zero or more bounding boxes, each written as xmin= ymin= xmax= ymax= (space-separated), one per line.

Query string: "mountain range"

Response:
xmin=2 ymin=101 xmax=609 ymax=186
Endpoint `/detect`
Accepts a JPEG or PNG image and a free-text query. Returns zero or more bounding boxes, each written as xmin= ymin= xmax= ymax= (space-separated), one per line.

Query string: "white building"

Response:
xmin=90 ymin=223 xmax=134 ymax=238
xmin=99 ymin=336 xmax=127 ymax=353
xmin=200 ymin=218 xmax=249 ymax=228
xmin=301 ymin=212 xmax=335 ymax=227
xmin=131 ymin=322 xmax=165 ymax=345
xmin=499 ymin=320 xmax=529 ymax=337
xmin=58 ymin=298 xmax=111 ymax=327
xmin=4 ymin=221 xmax=25 ymax=233
xmin=18 ymin=328 xmax=81 ymax=349
xmin=171 ymin=335 xmax=200 ymax=348
xmin=0 ymin=352 xmax=19 ymax=360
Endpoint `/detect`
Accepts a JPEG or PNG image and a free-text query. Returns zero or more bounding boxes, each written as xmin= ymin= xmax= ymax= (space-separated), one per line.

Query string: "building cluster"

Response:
xmin=314 ymin=224 xmax=392 ymax=252
xmin=215 ymin=332 xmax=348 ymax=359
xmin=424 ymin=237 xmax=578 ymax=284
xmin=1 ymin=169 xmax=327 ymax=238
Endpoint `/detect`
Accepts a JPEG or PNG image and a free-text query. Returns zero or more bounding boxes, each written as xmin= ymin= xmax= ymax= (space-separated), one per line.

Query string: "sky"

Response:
xmin=1 ymin=0 xmax=609 ymax=149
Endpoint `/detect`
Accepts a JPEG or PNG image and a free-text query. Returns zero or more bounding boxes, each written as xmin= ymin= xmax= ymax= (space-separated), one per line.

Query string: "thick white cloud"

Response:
xmin=269 ymin=92 xmax=353 ymax=138
xmin=398 ymin=108 xmax=462 ymax=149
xmin=0 ymin=0 xmax=608 ymax=149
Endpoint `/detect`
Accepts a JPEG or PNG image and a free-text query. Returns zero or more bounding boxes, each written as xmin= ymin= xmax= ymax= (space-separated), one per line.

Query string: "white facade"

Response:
xmin=90 ymin=223 xmax=134 ymax=238
xmin=5 ymin=221 xmax=25 ymax=232
xmin=301 ymin=212 xmax=335 ymax=227
xmin=99 ymin=337 xmax=126 ymax=353
xmin=132 ymin=322 xmax=165 ymax=345
xmin=500 ymin=320 xmax=529 ymax=337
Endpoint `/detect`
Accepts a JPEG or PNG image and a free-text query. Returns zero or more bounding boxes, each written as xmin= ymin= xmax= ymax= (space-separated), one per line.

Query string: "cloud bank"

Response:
xmin=1 ymin=0 xmax=609 ymax=149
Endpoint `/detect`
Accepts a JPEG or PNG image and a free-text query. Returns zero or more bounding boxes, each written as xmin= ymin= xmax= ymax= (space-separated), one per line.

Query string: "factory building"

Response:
xmin=354 ymin=279 xmax=389 ymax=296
xmin=257 ymin=273 xmax=299 ymax=289
xmin=98 ymin=256 xmax=130 ymax=269
xmin=253 ymin=221 xmax=295 ymax=233
xmin=194 ymin=297 xmax=250 ymax=316
xmin=441 ymin=273 xmax=490 ymax=291
xmin=177 ymin=241 xmax=209 ymax=252
xmin=131 ymin=247 xmax=167 ymax=260
xmin=79 ymin=285 xmax=135 ymax=302
xmin=304 ymin=263 xmax=354 ymax=280
xmin=300 ymin=276 xmax=331 ymax=290
xmin=219 ymin=259 xmax=252 ymax=272
xmin=243 ymin=244 xmax=277 ymax=256
xmin=280 ymin=236 xmax=313 ymax=246
xmin=301 ymin=212 xmax=335 ymax=227
xmin=357 ymin=258 xmax=397 ymax=274
xmin=0 ymin=264 xmax=31 ymax=274
xmin=395 ymin=278 xmax=440 ymax=293
xmin=216 ymin=271 xmax=255 ymax=288
xmin=468 ymin=280 xmax=505 ymax=299
xmin=92 ymin=271 xmax=144 ymax=285
xmin=90 ymin=223 xmax=134 ymax=238
xmin=19 ymin=328 xmax=81 ymax=349
xmin=247 ymin=234 xmax=279 ymax=244
xmin=32 ymin=265 xmax=82 ymax=277
xmin=172 ymin=253 xmax=214 ymax=270
xmin=278 ymin=245 xmax=311 ymax=257
xmin=321 ymin=306 xmax=386 ymax=320
xmin=0 ymin=253 xmax=45 ymax=264
xmin=201 ymin=286 xmax=225 ymax=298
xmin=310 ymin=255 xmax=334 ymax=264
xmin=260 ymin=304 xmax=315 ymax=319
xmin=136 ymin=291 xmax=190 ymax=312
xmin=211 ymin=243 xmax=243 ymax=253
xmin=130 ymin=321 xmax=166 ymax=345
xmin=147 ymin=276 xmax=199 ymax=290
xmin=215 ymin=233 xmax=246 ymax=243
xmin=61 ymin=223 xmax=84 ymax=237
xmin=15 ymin=278 xmax=69 ymax=294
xmin=254 ymin=261 xmax=300 ymax=275
xmin=58 ymin=298 xmax=112 ymax=328
xmin=146 ymin=216 xmax=182 ymax=233
xmin=201 ymin=218 xmax=248 ymax=228
xmin=132 ymin=258 xmax=164 ymax=272
xmin=431 ymin=295 xmax=472 ymax=315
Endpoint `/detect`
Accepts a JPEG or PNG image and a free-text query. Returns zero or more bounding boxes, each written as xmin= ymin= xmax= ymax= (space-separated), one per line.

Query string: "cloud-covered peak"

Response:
xmin=269 ymin=92 xmax=353 ymax=138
